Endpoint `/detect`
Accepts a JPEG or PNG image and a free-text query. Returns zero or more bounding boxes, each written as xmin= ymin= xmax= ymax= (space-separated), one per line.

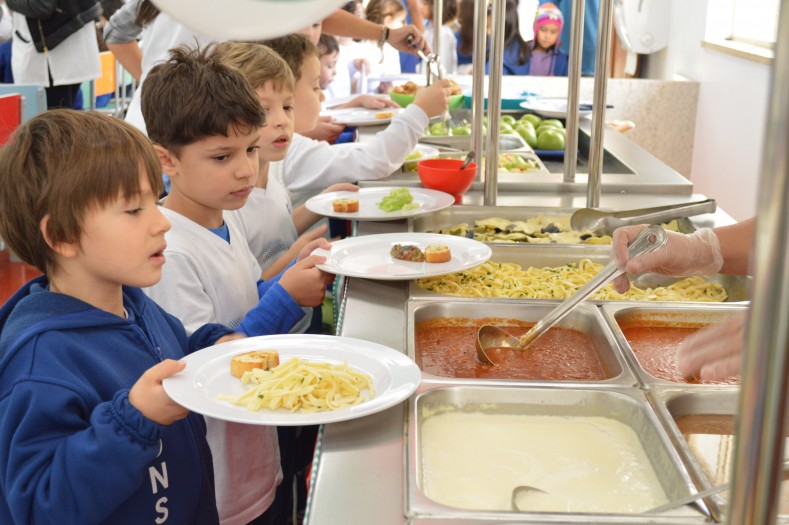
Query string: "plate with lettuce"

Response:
xmin=305 ymin=187 xmax=455 ymax=221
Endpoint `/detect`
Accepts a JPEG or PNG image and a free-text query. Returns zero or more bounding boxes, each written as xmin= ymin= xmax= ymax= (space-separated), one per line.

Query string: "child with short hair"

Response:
xmin=318 ymin=34 xmax=400 ymax=111
xmin=141 ymin=45 xmax=332 ymax=524
xmin=0 ymin=109 xmax=240 ymax=524
xmin=356 ymin=0 xmax=406 ymax=93
xmin=212 ymin=41 xmax=354 ymax=282
xmin=420 ymin=0 xmax=459 ymax=75
xmin=262 ymin=34 xmax=452 ymax=203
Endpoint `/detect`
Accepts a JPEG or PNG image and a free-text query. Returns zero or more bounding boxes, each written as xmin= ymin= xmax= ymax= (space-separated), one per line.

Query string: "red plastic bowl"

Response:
xmin=416 ymin=158 xmax=477 ymax=203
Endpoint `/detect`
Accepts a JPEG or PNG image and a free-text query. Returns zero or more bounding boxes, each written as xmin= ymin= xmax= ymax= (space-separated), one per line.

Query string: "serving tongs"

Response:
xmin=406 ymin=34 xmax=451 ymax=129
xmin=475 ymin=225 xmax=668 ymax=365
xmin=570 ymin=198 xmax=717 ymax=236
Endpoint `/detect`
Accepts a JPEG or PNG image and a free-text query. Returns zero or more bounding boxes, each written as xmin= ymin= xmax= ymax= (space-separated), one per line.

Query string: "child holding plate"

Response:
xmin=0 ymin=110 xmax=242 ymax=524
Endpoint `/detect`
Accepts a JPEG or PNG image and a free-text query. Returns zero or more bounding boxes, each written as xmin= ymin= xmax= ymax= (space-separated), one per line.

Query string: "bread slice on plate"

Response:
xmin=230 ymin=350 xmax=280 ymax=378
xmin=425 ymin=244 xmax=451 ymax=263
xmin=332 ymin=198 xmax=359 ymax=213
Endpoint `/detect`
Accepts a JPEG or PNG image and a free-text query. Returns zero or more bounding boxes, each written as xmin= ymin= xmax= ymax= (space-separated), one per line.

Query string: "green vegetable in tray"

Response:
xmin=377 ymin=188 xmax=420 ymax=212
xmin=404 ymin=150 xmax=424 ymax=162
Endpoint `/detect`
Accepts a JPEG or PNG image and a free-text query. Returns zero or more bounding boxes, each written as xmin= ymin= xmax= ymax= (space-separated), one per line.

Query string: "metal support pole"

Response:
xmin=586 ymin=0 xmax=614 ymax=208
xmin=563 ymin=0 xmax=585 ymax=183
xmin=470 ymin=0 xmax=487 ymax=163
xmin=728 ymin=1 xmax=789 ymax=524
xmin=433 ymin=0 xmax=443 ymax=66
xmin=483 ymin=0 xmax=505 ymax=206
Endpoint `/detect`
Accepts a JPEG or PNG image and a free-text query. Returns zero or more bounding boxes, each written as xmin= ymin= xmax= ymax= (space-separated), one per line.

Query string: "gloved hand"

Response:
xmin=677 ymin=312 xmax=746 ymax=381
xmin=611 ymin=225 xmax=724 ymax=293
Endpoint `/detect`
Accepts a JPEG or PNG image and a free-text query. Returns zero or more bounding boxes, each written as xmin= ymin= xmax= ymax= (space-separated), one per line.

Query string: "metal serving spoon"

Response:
xmin=459 ymin=150 xmax=475 ymax=170
xmin=644 ymin=458 xmax=789 ymax=514
xmin=569 ymin=198 xmax=717 ymax=236
xmin=475 ymin=225 xmax=668 ymax=365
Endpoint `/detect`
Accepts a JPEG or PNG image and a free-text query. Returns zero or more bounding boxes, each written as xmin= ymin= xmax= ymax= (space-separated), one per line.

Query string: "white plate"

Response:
xmin=321 ymin=107 xmax=406 ymax=126
xmin=519 ymin=98 xmax=593 ymax=119
xmin=403 ymin=144 xmax=440 ymax=165
xmin=305 ymin=187 xmax=453 ymax=221
xmin=312 ymin=232 xmax=492 ymax=280
xmin=162 ymin=334 xmax=420 ymax=426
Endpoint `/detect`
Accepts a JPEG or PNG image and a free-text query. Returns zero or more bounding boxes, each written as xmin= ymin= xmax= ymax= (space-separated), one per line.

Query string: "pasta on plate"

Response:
xmin=219 ymin=357 xmax=375 ymax=413
xmin=417 ymin=259 xmax=728 ymax=302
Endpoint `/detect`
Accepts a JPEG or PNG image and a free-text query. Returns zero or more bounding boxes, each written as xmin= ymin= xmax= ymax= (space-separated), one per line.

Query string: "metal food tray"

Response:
xmin=648 ymin=387 xmax=789 ymax=523
xmin=407 ymin=299 xmax=636 ymax=386
xmin=600 ymin=304 xmax=749 ymax=389
xmin=408 ymin=204 xmax=697 ymax=245
xmin=408 ymin=245 xmax=751 ymax=303
xmin=406 ymin=384 xmax=706 ymax=523
xmin=418 ymin=131 xmax=529 ymax=152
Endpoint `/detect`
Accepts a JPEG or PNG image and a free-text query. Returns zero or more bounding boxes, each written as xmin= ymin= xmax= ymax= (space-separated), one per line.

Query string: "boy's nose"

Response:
xmin=269 ymin=110 xmax=289 ymax=128
xmin=237 ymin=153 xmax=257 ymax=179
xmin=154 ymin=206 xmax=171 ymax=233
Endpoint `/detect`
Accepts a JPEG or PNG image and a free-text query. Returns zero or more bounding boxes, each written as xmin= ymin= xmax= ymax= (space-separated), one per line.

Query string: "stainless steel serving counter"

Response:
xmin=304 ymin=193 xmax=737 ymax=525
xmin=356 ymin=117 xmax=694 ymax=195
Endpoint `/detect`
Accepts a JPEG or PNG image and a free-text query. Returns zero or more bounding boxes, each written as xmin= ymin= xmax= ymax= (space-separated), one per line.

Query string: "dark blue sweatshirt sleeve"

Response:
xmin=0 ymin=382 xmax=160 ymax=524
xmin=187 ymin=323 xmax=238 ymax=355
xmin=238 ymin=282 xmax=305 ymax=336
xmin=256 ymin=258 xmax=297 ymax=297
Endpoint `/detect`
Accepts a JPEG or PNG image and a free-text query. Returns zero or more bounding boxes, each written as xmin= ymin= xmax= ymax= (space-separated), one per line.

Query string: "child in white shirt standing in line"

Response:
xmin=261 ymin=34 xmax=452 ymax=208
xmin=140 ymin=44 xmax=333 ymax=525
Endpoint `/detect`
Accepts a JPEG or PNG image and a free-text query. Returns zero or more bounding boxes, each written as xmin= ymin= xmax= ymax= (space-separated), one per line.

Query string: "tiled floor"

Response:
xmin=0 ymin=250 xmax=41 ymax=304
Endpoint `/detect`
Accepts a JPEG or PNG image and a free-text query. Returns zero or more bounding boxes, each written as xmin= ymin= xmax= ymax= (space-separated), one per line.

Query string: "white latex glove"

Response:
xmin=677 ymin=312 xmax=746 ymax=381
xmin=611 ymin=225 xmax=724 ymax=293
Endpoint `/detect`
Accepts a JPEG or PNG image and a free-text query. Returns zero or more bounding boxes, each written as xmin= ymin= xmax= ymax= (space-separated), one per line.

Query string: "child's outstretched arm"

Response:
xmin=328 ymin=94 xmax=401 ymax=110
xmin=283 ymin=86 xmax=450 ymax=192
xmin=276 ymin=254 xmax=334 ymax=308
xmin=237 ymin=256 xmax=331 ymax=336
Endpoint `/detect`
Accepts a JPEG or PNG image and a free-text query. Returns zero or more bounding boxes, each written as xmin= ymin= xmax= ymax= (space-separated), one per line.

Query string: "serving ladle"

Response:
xmin=570 ymin=198 xmax=717 ymax=236
xmin=476 ymin=225 xmax=668 ymax=366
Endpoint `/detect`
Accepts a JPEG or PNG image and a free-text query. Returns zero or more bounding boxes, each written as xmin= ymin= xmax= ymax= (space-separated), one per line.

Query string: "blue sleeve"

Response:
xmin=256 ymin=258 xmax=297 ymax=297
xmin=151 ymin=298 xmax=236 ymax=356
xmin=238 ymin=282 xmax=305 ymax=336
xmin=187 ymin=323 xmax=238 ymax=355
xmin=0 ymin=384 xmax=160 ymax=524
xmin=553 ymin=52 xmax=569 ymax=76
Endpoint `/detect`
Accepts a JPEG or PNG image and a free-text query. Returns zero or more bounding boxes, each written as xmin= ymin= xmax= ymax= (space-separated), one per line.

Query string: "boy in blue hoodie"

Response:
xmin=0 ymin=109 xmax=242 ymax=524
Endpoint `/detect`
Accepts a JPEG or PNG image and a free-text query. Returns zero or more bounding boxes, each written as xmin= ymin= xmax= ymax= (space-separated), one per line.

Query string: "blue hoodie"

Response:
xmin=0 ymin=276 xmax=234 ymax=525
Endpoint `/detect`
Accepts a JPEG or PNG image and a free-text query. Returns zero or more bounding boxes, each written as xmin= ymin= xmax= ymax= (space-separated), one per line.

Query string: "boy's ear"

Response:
xmin=154 ymin=144 xmax=178 ymax=177
xmin=40 ymin=215 xmax=78 ymax=258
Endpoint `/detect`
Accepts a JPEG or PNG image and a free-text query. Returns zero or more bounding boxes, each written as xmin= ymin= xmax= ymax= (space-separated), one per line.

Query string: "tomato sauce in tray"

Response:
xmin=619 ymin=321 xmax=740 ymax=385
xmin=415 ymin=317 xmax=609 ymax=380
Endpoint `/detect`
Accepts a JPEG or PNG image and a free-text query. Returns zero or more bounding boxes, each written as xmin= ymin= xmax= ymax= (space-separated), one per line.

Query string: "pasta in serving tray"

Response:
xmin=219 ymin=358 xmax=375 ymax=413
xmin=417 ymin=259 xmax=728 ymax=302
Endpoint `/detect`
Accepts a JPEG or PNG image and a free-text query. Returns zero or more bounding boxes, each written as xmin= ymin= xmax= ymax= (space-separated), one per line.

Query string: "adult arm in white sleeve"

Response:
xmin=282 ymin=103 xmax=428 ymax=192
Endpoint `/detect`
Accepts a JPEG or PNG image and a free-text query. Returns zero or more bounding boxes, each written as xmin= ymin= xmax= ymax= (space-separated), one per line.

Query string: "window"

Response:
xmin=731 ymin=0 xmax=779 ymax=48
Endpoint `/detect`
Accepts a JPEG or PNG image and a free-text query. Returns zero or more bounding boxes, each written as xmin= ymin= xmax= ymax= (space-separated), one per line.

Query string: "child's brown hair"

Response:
xmin=142 ymin=44 xmax=265 ymax=157
xmin=0 ymin=110 xmax=163 ymax=275
xmin=317 ymin=34 xmax=339 ymax=58
xmin=212 ymin=42 xmax=295 ymax=93
xmin=365 ymin=0 xmax=405 ymax=25
xmin=260 ymin=34 xmax=318 ymax=83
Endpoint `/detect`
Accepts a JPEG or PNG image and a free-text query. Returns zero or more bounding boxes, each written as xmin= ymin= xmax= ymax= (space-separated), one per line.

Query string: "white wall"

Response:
xmin=642 ymin=0 xmax=771 ymax=221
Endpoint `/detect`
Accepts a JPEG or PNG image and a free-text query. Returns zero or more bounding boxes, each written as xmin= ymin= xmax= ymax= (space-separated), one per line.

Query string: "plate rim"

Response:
xmin=321 ymin=107 xmax=406 ymax=126
xmin=162 ymin=334 xmax=421 ymax=426
xmin=519 ymin=98 xmax=593 ymax=118
xmin=312 ymin=232 xmax=492 ymax=280
xmin=304 ymin=186 xmax=454 ymax=222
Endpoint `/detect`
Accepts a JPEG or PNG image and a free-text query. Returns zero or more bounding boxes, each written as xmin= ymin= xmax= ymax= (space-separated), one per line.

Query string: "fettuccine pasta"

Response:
xmin=417 ymin=259 xmax=728 ymax=302
xmin=220 ymin=358 xmax=375 ymax=413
